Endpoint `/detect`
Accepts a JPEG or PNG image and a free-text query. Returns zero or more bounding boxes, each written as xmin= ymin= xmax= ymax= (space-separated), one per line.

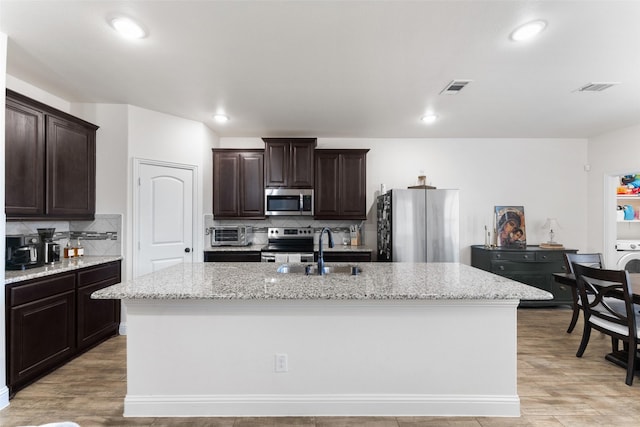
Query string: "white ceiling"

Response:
xmin=2 ymin=0 xmax=640 ymax=139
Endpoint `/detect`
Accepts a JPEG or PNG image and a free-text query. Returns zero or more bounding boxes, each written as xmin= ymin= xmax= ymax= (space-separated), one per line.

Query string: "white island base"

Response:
xmin=123 ymin=298 xmax=520 ymax=418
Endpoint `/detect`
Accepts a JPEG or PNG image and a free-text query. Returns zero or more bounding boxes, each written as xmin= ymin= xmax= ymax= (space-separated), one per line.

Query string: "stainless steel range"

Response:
xmin=261 ymin=227 xmax=315 ymax=263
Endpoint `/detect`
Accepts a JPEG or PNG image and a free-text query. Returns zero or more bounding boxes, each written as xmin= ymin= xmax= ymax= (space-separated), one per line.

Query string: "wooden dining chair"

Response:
xmin=564 ymin=253 xmax=605 ymax=333
xmin=573 ymin=263 xmax=638 ymax=386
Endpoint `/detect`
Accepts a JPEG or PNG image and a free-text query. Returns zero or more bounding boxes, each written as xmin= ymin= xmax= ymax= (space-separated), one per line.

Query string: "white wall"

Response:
xmin=587 ymin=124 xmax=640 ymax=266
xmin=2 ymin=80 xmax=219 ymax=337
xmin=1 ymin=77 xmax=594 ymax=267
xmin=221 ymin=137 xmax=589 ymax=263
xmin=2 ymin=85 xmax=220 ymax=281
xmin=6 ymin=75 xmax=70 ymax=112
xmin=127 ymin=106 xmax=218 ymax=275
xmin=71 ymin=103 xmax=129 ymax=278
xmin=69 ymin=104 xmax=220 ymax=280
xmin=0 ymin=74 xmax=601 ymax=267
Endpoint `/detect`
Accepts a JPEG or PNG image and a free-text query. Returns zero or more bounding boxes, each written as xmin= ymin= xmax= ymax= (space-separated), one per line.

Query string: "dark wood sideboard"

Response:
xmin=471 ymin=245 xmax=577 ymax=306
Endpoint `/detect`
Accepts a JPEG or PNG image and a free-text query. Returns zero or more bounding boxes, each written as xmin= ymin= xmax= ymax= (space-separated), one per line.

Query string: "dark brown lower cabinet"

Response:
xmin=316 ymin=251 xmax=372 ymax=263
xmin=8 ymin=273 xmax=76 ymax=394
xmin=76 ymin=261 xmax=121 ymax=350
xmin=6 ymin=260 xmax=121 ymax=396
xmin=204 ymin=251 xmax=261 ymax=262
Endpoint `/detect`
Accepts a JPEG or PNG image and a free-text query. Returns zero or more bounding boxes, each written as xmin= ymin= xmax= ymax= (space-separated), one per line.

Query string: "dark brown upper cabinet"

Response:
xmin=212 ymin=149 xmax=265 ymax=219
xmin=5 ymin=95 xmax=45 ymax=216
xmin=5 ymin=90 xmax=97 ymax=220
xmin=314 ymin=149 xmax=369 ymax=220
xmin=263 ymin=138 xmax=316 ymax=188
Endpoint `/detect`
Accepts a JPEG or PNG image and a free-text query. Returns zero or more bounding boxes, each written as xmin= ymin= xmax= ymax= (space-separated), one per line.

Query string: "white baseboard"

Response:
xmin=124 ymin=393 xmax=520 ymax=418
xmin=0 ymin=386 xmax=10 ymax=411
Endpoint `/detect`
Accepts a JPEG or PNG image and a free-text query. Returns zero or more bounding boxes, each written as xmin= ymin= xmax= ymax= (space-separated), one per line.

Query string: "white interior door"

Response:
xmin=136 ymin=161 xmax=195 ymax=276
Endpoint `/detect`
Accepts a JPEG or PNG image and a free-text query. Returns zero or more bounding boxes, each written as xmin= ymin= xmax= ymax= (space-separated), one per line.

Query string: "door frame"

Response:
xmin=132 ymin=158 xmax=199 ymax=278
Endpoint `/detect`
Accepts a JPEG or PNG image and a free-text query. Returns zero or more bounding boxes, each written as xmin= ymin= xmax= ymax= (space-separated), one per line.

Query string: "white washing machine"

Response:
xmin=615 ymin=240 xmax=640 ymax=273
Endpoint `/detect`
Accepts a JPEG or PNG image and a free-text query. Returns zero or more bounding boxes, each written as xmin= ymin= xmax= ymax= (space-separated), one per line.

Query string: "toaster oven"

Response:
xmin=208 ymin=226 xmax=253 ymax=246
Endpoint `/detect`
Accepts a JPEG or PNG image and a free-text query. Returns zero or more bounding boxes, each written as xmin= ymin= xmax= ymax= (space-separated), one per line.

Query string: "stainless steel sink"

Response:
xmin=276 ymin=264 xmax=362 ymax=276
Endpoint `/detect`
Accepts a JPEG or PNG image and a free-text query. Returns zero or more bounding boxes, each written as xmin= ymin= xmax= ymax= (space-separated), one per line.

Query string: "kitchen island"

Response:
xmin=93 ymin=262 xmax=551 ymax=418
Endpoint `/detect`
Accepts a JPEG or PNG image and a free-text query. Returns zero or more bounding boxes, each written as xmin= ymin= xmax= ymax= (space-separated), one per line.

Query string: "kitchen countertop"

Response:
xmin=322 ymin=245 xmax=371 ymax=252
xmin=4 ymin=255 xmax=123 ymax=285
xmin=204 ymin=245 xmax=372 ymax=252
xmin=92 ymin=261 xmax=551 ymax=301
xmin=204 ymin=244 xmax=264 ymax=252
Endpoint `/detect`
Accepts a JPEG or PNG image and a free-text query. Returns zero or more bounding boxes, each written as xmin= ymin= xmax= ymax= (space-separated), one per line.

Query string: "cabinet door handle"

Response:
xmin=541 ymin=255 xmax=547 ymax=260
xmin=499 ymin=265 xmax=505 ymax=271
xmin=185 ymin=248 xmax=191 ymax=253
xmin=523 ymin=254 xmax=529 ymax=259
xmin=496 ymin=254 xmax=502 ymax=259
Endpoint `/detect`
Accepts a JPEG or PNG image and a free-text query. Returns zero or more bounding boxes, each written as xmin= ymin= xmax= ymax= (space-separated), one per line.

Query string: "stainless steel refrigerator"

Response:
xmin=377 ymin=188 xmax=459 ymax=262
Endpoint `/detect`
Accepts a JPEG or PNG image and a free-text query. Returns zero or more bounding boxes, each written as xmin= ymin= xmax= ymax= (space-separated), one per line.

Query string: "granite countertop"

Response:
xmin=322 ymin=245 xmax=371 ymax=253
xmin=4 ymin=256 xmax=123 ymax=285
xmin=204 ymin=244 xmax=264 ymax=252
xmin=205 ymin=245 xmax=372 ymax=253
xmin=92 ymin=261 xmax=551 ymax=301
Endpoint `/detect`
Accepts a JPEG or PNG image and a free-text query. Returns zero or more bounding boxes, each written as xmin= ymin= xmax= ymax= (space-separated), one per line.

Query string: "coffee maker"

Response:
xmin=6 ymin=235 xmax=43 ymax=270
xmin=37 ymin=228 xmax=61 ymax=264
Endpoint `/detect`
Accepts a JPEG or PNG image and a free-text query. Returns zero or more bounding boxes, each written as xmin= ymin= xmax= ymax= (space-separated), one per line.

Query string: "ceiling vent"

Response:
xmin=575 ymin=82 xmax=620 ymax=92
xmin=440 ymin=80 xmax=472 ymax=95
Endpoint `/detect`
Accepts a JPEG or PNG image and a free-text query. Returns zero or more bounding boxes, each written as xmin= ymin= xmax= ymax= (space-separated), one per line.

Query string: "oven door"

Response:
xmin=265 ymin=189 xmax=313 ymax=216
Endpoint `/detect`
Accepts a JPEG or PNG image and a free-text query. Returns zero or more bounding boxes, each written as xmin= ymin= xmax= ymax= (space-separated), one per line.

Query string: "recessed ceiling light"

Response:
xmin=421 ymin=114 xmax=438 ymax=124
xmin=109 ymin=16 xmax=147 ymax=39
xmin=213 ymin=114 xmax=229 ymax=123
xmin=510 ymin=20 xmax=547 ymax=42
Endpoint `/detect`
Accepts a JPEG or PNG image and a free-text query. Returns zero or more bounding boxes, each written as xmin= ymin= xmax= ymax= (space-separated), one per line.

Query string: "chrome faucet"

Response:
xmin=317 ymin=227 xmax=334 ymax=275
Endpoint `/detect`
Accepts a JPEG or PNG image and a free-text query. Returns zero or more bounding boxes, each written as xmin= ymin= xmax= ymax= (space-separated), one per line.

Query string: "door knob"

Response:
xmin=185 ymin=248 xmax=191 ymax=253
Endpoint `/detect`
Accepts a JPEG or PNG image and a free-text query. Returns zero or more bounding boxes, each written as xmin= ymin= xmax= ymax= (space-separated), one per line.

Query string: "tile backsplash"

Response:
xmin=204 ymin=214 xmax=364 ymax=247
xmin=6 ymin=214 xmax=122 ymax=256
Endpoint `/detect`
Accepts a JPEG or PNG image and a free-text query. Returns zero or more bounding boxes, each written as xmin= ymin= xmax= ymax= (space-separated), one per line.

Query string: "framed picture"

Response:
xmin=495 ymin=206 xmax=526 ymax=248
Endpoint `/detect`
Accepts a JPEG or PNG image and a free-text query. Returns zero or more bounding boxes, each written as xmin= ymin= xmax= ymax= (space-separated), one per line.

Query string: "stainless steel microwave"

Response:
xmin=265 ymin=188 xmax=313 ymax=216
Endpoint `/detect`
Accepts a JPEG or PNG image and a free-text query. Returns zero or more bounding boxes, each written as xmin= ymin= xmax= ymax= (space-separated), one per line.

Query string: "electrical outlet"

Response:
xmin=275 ymin=353 xmax=288 ymax=372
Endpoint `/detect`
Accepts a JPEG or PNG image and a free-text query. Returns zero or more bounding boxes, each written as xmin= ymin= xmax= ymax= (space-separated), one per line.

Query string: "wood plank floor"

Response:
xmin=3 ymin=307 xmax=640 ymax=426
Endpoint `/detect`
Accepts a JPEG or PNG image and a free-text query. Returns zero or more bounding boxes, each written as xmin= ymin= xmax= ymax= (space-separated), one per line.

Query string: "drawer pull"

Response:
xmin=499 ymin=265 xmax=505 ymax=271
xmin=541 ymin=255 xmax=547 ymax=260
xmin=523 ymin=254 xmax=529 ymax=259
xmin=496 ymin=254 xmax=502 ymax=259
